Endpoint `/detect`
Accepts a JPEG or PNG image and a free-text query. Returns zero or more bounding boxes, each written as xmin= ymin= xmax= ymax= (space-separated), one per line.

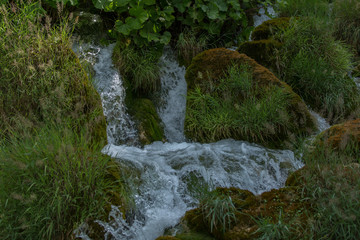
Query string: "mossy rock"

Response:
xmin=313 ymin=118 xmax=360 ymax=159
xmin=251 ymin=17 xmax=291 ymax=41
xmin=237 ymin=39 xmax=282 ymax=72
xmin=130 ymin=98 xmax=165 ymax=145
xmin=185 ymin=48 xmax=316 ymax=148
xmin=182 ymin=185 xmax=309 ymax=240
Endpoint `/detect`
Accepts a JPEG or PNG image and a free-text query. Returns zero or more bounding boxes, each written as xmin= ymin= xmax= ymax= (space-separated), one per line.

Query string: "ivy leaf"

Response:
xmin=125 ymin=17 xmax=142 ymax=30
xmin=115 ymin=20 xmax=132 ymax=35
xmin=159 ymin=31 xmax=171 ymax=44
xmin=114 ymin=0 xmax=130 ymax=7
xmin=129 ymin=6 xmax=149 ymax=23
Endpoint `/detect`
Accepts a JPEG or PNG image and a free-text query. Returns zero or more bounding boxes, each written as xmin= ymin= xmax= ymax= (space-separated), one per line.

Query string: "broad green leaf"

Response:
xmin=173 ymin=0 xmax=191 ymax=13
xmin=125 ymin=17 xmax=142 ymax=30
xmin=214 ymin=0 xmax=227 ymax=11
xmin=129 ymin=6 xmax=149 ymax=23
xmin=206 ymin=3 xmax=219 ymax=20
xmin=159 ymin=31 xmax=171 ymax=44
xmin=114 ymin=0 xmax=130 ymax=7
xmin=229 ymin=10 xmax=244 ymax=21
xmin=115 ymin=20 xmax=132 ymax=35
xmin=203 ymin=21 xmax=222 ymax=35
xmin=143 ymin=0 xmax=155 ymax=5
xmin=227 ymin=0 xmax=240 ymax=10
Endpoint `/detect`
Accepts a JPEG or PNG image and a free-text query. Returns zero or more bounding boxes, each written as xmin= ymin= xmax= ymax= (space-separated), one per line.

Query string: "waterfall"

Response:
xmin=73 ymin=43 xmax=138 ymax=145
xmin=157 ymin=47 xmax=187 ymax=142
xmin=74 ymin=44 xmax=304 ymax=240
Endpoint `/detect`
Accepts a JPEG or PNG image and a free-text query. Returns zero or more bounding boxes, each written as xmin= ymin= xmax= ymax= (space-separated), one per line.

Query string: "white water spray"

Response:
xmin=74 ymin=44 xmax=304 ymax=240
xmin=157 ymin=47 xmax=187 ymax=142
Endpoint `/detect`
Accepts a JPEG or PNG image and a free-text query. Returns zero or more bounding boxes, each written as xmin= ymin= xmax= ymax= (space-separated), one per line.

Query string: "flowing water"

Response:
xmin=73 ymin=43 xmax=306 ymax=240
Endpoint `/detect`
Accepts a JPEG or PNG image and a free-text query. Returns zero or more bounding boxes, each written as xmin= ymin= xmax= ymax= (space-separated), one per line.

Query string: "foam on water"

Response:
xmin=74 ymin=44 xmax=304 ymax=240
xmin=73 ymin=43 xmax=138 ymax=145
xmin=98 ymin=140 xmax=303 ymax=240
xmin=157 ymin=47 xmax=187 ymax=142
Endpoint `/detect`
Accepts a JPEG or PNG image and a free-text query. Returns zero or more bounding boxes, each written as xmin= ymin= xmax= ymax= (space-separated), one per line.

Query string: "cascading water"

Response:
xmin=71 ymin=44 xmax=306 ymax=240
xmin=309 ymin=110 xmax=331 ymax=133
xmin=157 ymin=47 xmax=187 ymax=142
xmin=73 ymin=43 xmax=138 ymax=145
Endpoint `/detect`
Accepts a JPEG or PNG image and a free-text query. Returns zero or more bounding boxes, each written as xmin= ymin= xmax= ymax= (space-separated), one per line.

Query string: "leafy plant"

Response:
xmin=276 ymin=17 xmax=359 ymax=123
xmin=200 ymin=190 xmax=238 ymax=233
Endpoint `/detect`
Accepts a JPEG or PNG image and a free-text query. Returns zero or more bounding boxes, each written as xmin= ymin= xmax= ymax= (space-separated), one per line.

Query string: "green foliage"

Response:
xmin=332 ymin=0 xmax=360 ymax=54
xmin=277 ymin=0 xmax=331 ymax=18
xmin=199 ymin=190 xmax=238 ymax=233
xmin=0 ymin=126 xmax=131 ymax=240
xmin=254 ymin=211 xmax=294 ymax=240
xmin=0 ymin=1 xmax=106 ymax=141
xmin=112 ymin=42 xmax=162 ymax=95
xmin=276 ymin=18 xmax=360 ymax=122
xmin=93 ymin=0 xmax=260 ymax=46
xmin=186 ymin=64 xmax=292 ymax=145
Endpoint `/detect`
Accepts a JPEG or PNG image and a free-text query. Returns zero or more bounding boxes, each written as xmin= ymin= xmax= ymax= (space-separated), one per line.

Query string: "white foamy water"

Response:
xmin=73 ymin=43 xmax=138 ymax=145
xmin=74 ymin=44 xmax=304 ymax=240
xmin=253 ymin=5 xmax=276 ymax=28
xmin=157 ymin=47 xmax=187 ymax=142
xmin=309 ymin=110 xmax=331 ymax=133
xmin=98 ymin=139 xmax=303 ymax=240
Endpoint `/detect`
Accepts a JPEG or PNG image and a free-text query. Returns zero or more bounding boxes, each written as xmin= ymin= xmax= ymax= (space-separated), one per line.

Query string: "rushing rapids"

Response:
xmin=74 ymin=43 xmax=305 ymax=240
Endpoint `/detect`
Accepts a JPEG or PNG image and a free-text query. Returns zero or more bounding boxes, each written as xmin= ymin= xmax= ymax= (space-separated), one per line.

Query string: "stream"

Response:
xmin=72 ymin=6 xmax=334 ymax=239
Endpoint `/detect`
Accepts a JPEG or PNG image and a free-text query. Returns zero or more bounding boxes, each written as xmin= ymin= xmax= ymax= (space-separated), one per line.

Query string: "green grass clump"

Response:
xmin=176 ymin=29 xmax=208 ymax=67
xmin=185 ymin=64 xmax=292 ymax=146
xmin=112 ymin=43 xmax=163 ymax=96
xmin=0 ymin=2 xmax=106 ymax=141
xmin=332 ymin=0 xmax=360 ymax=54
xmin=0 ymin=126 xmax=131 ymax=240
xmin=277 ymin=18 xmax=360 ymax=123
xmin=199 ymin=190 xmax=238 ymax=234
xmin=254 ymin=211 xmax=294 ymax=240
xmin=277 ymin=0 xmax=330 ymax=18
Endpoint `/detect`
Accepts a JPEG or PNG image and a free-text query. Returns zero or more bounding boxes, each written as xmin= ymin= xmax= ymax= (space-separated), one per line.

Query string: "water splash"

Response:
xmin=309 ymin=110 xmax=331 ymax=133
xmin=253 ymin=5 xmax=276 ymax=28
xmin=157 ymin=47 xmax=187 ymax=142
xmin=98 ymin=140 xmax=303 ymax=240
xmin=73 ymin=43 xmax=138 ymax=145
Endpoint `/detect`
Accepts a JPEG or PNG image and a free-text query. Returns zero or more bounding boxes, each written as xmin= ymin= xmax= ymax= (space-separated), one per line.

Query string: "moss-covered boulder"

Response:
xmin=182 ymin=186 xmax=309 ymax=240
xmin=129 ymin=98 xmax=165 ymax=145
xmin=185 ymin=48 xmax=316 ymax=148
xmin=238 ymin=39 xmax=282 ymax=72
xmin=313 ymin=118 xmax=360 ymax=159
xmin=251 ymin=17 xmax=291 ymax=41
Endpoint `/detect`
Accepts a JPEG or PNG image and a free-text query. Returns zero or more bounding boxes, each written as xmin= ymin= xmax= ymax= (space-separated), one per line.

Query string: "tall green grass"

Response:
xmin=277 ymin=0 xmax=331 ymax=18
xmin=186 ymin=64 xmax=292 ymax=145
xmin=0 ymin=126 xmax=131 ymax=240
xmin=332 ymin=0 xmax=360 ymax=54
xmin=0 ymin=1 xmax=105 ymax=140
xmin=276 ymin=18 xmax=360 ymax=122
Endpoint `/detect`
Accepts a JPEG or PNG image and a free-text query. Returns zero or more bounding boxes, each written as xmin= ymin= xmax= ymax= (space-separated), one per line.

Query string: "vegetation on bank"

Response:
xmin=0 ymin=2 xmax=131 ymax=239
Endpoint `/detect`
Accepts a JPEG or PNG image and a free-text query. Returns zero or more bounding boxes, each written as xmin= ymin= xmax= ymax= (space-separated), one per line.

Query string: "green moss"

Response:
xmin=251 ymin=17 xmax=291 ymax=41
xmin=185 ymin=48 xmax=316 ymax=148
xmin=176 ymin=232 xmax=215 ymax=240
xmin=237 ymin=39 xmax=282 ymax=72
xmin=130 ymin=98 xmax=165 ymax=145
